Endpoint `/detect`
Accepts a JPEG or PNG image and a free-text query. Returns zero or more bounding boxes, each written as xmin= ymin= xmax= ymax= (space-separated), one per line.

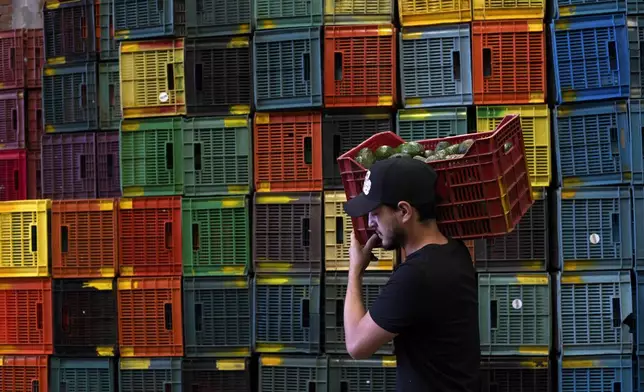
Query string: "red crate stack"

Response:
xmin=0 ymin=355 xmax=49 ymax=392
xmin=0 ymin=149 xmax=27 ymax=201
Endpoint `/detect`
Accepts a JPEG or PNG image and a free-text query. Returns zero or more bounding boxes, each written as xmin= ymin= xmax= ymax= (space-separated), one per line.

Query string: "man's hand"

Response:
xmin=349 ymin=232 xmax=380 ymax=275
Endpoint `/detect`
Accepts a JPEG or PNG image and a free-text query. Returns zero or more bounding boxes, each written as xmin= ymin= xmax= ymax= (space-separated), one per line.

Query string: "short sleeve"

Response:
xmin=369 ymin=263 xmax=424 ymax=334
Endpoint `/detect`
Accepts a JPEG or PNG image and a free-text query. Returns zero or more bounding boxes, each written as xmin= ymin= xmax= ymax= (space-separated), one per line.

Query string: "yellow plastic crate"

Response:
xmin=0 ymin=200 xmax=51 ymax=277
xmin=325 ymin=0 xmax=393 ymax=24
xmin=119 ymin=38 xmax=186 ymax=119
xmin=472 ymin=0 xmax=544 ymax=20
xmin=477 ymin=105 xmax=551 ymax=188
xmin=398 ymin=0 xmax=472 ymax=26
xmin=324 ymin=191 xmax=396 ymax=271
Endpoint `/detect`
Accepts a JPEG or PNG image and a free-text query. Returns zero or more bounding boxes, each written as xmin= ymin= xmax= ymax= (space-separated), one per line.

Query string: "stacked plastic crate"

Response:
xmin=550 ymin=0 xmax=643 ymax=384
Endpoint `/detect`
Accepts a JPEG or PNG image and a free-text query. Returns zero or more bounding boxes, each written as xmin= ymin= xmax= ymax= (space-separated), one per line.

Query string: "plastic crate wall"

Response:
xmin=554 ymin=0 xmax=625 ymax=17
xmin=399 ymin=24 xmax=473 ymax=108
xmin=629 ymin=16 xmax=644 ymax=99
xmin=631 ymin=101 xmax=644 ymax=185
xmin=99 ymin=62 xmax=121 ymax=130
xmin=42 ymin=62 xmax=99 ymax=133
xmin=0 ymin=89 xmax=25 ymax=149
xmin=551 ymin=14 xmax=630 ymax=103
xmin=117 ymin=277 xmax=184 ymax=357
xmin=43 ymin=0 xmax=96 ymax=64
xmin=475 ymin=190 xmax=548 ymax=271
xmin=119 ymin=358 xmax=182 ymax=392
xmin=51 ymin=199 xmax=118 ymax=278
xmin=556 ymin=187 xmax=633 ymax=271
xmin=97 ymin=130 xmax=121 ymax=197
xmin=328 ymin=357 xmax=397 ymax=391
xmin=27 ymin=150 xmax=42 ymax=200
xmin=183 ymin=277 xmax=251 ymax=357
xmin=473 ymin=0 xmax=545 ymax=19
xmin=0 ymin=200 xmax=50 ymax=277
xmin=323 ymin=113 xmax=393 ymax=189
xmin=182 ymin=197 xmax=250 ymax=276
xmin=119 ymin=39 xmax=186 ymax=118
xmin=253 ymin=193 xmax=322 ymax=274
xmin=186 ymin=0 xmax=251 ymax=37
xmin=0 ymin=355 xmax=48 ymax=392
xmin=480 ymin=357 xmax=549 ymax=392
xmin=182 ymin=358 xmax=251 ymax=392
xmin=478 ymin=273 xmax=551 ymax=356
xmin=253 ymin=275 xmax=321 ymax=354
xmin=636 ymin=271 xmax=644 ymax=352
xmin=396 ymin=107 xmax=469 ymax=140
xmin=477 ymin=105 xmax=551 ymax=188
xmin=325 ymin=271 xmax=394 ymax=354
xmin=183 ymin=116 xmax=252 ymax=196
xmin=259 ymin=355 xmax=327 ymax=392
xmin=558 ymin=272 xmax=633 ymax=355
xmin=0 ymin=149 xmax=27 ymax=201
xmin=254 ymin=0 xmax=323 ymax=29
xmin=98 ymin=0 xmax=117 ymax=60
xmin=118 ymin=197 xmax=182 ymax=277
xmin=42 ymin=132 xmax=98 ymax=200
xmin=25 ymin=29 xmax=44 ymax=89
xmin=635 ymin=187 xmax=644 ymax=269
xmin=398 ymin=0 xmax=472 ymax=26
xmin=0 ymin=278 xmax=53 ymax=354
xmin=50 ymin=358 xmax=115 ymax=392
xmin=53 ymin=279 xmax=117 ymax=356
xmin=113 ymin=0 xmax=186 ymax=39
xmin=26 ymin=89 xmax=43 ymax=151
xmin=555 ymin=101 xmax=633 ymax=187
xmin=559 ymin=356 xmax=632 ymax=392
xmin=119 ymin=118 xmax=184 ymax=197
xmin=0 ymin=30 xmax=25 ymax=90
xmin=323 ymin=25 xmax=397 ymax=108
xmin=185 ymin=37 xmax=252 ymax=116
xmin=253 ymin=28 xmax=322 ymax=110
xmin=324 ymin=0 xmax=393 ymax=24
xmin=472 ymin=20 xmax=546 ymax=105
xmin=253 ymin=112 xmax=323 ymax=192
xmin=629 ymin=0 xmax=644 ymax=13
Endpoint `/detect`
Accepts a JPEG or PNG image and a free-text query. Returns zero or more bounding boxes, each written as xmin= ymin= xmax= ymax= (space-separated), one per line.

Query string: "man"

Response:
xmin=342 ymin=157 xmax=480 ymax=391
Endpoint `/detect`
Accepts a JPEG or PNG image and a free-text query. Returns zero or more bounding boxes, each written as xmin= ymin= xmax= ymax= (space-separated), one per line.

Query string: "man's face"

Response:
xmin=368 ymin=205 xmax=407 ymax=250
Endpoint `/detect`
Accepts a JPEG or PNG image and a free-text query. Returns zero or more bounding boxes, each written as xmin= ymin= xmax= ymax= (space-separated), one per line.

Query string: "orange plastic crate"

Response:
xmin=472 ymin=20 xmax=546 ymax=105
xmin=52 ymin=199 xmax=118 ymax=278
xmin=117 ymin=277 xmax=183 ymax=357
xmin=118 ymin=197 xmax=182 ymax=277
xmin=0 ymin=278 xmax=53 ymax=355
xmin=323 ymin=25 xmax=397 ymax=108
xmin=0 ymin=355 xmax=48 ymax=392
xmin=253 ymin=112 xmax=323 ymax=192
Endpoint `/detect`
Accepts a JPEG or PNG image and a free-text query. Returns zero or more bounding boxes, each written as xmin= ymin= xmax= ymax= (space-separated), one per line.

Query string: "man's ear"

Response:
xmin=397 ymin=201 xmax=413 ymax=223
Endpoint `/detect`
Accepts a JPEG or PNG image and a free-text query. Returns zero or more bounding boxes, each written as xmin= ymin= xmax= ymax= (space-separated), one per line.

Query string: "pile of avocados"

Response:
xmin=355 ymin=139 xmax=475 ymax=169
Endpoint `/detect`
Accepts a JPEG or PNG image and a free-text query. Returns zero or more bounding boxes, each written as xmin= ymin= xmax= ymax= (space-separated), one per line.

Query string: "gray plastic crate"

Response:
xmin=629 ymin=17 xmax=643 ymax=98
xmin=253 ymin=275 xmax=321 ymax=354
xmin=99 ymin=62 xmax=121 ymax=130
xmin=182 ymin=358 xmax=251 ymax=392
xmin=325 ymin=272 xmax=393 ymax=354
xmin=396 ymin=107 xmax=469 ymax=140
xmin=328 ymin=356 xmax=397 ymax=392
xmin=259 ymin=355 xmax=328 ymax=392
xmin=480 ymin=357 xmax=550 ymax=392
xmin=635 ymin=187 xmax=644 ymax=270
xmin=186 ymin=0 xmax=251 ymax=37
xmin=119 ymin=358 xmax=182 ymax=392
xmin=50 ymin=358 xmax=115 ymax=392
xmin=560 ymin=355 xmax=632 ymax=392
xmin=479 ymin=273 xmax=551 ymax=356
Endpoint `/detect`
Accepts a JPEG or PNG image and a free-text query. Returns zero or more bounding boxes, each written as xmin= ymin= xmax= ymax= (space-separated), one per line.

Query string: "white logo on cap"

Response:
xmin=363 ymin=171 xmax=371 ymax=195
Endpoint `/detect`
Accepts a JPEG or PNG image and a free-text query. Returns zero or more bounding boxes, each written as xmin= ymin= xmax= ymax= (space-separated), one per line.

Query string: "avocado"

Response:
xmin=458 ymin=139 xmax=475 ymax=154
xmin=398 ymin=142 xmax=423 ymax=157
xmin=425 ymin=154 xmax=439 ymax=162
xmin=413 ymin=155 xmax=427 ymax=162
xmin=435 ymin=149 xmax=448 ymax=160
xmin=356 ymin=147 xmax=376 ymax=168
xmin=375 ymin=145 xmax=395 ymax=160
xmin=423 ymin=149 xmax=434 ymax=158
xmin=445 ymin=144 xmax=460 ymax=155
xmin=389 ymin=152 xmax=412 ymax=159
xmin=434 ymin=141 xmax=451 ymax=152
xmin=504 ymin=141 xmax=513 ymax=153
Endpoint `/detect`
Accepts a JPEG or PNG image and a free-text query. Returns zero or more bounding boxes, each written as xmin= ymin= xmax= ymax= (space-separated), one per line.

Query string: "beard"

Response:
xmin=381 ymin=226 xmax=407 ymax=251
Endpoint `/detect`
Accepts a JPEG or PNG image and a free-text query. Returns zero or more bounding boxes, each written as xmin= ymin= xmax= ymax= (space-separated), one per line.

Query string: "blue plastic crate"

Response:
xmin=396 ymin=107 xmax=469 ymax=140
xmin=50 ymin=358 xmax=115 ymax=392
xmin=629 ymin=17 xmax=643 ymax=98
xmin=113 ymin=0 xmax=186 ymax=40
xmin=254 ymin=0 xmax=323 ymax=29
xmin=399 ymin=24 xmax=473 ymax=108
xmin=635 ymin=188 xmax=644 ymax=269
xmin=551 ymin=14 xmax=630 ymax=103
xmin=556 ymin=187 xmax=633 ymax=271
xmin=558 ymin=271 xmax=633 ymax=356
xmin=253 ymin=27 xmax=322 ymax=110
xmin=632 ymin=100 xmax=644 ymax=184
xmin=119 ymin=358 xmax=182 ymax=392
xmin=554 ymin=0 xmax=625 ymax=18
xmin=560 ymin=356 xmax=632 ymax=392
xmin=480 ymin=357 xmax=550 ymax=392
xmin=554 ymin=101 xmax=633 ymax=187
xmin=186 ymin=0 xmax=251 ymax=37
xmin=478 ymin=273 xmax=551 ymax=356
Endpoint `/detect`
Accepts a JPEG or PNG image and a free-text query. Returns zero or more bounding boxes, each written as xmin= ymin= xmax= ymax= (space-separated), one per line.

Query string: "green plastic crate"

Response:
xmin=183 ymin=277 xmax=252 ymax=357
xmin=99 ymin=62 xmax=121 ymax=130
xmin=50 ymin=358 xmax=115 ymax=392
xmin=259 ymin=355 xmax=328 ymax=392
xmin=328 ymin=357 xmax=397 ymax=391
xmin=120 ymin=117 xmax=184 ymax=196
xmin=98 ymin=0 xmax=117 ymax=60
xmin=182 ymin=197 xmax=250 ymax=276
xmin=254 ymin=0 xmax=323 ymax=29
xmin=183 ymin=116 xmax=252 ymax=196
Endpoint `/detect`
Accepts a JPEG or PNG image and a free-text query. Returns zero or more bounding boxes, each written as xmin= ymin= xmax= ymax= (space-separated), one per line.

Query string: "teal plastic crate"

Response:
xmin=558 ymin=271 xmax=633 ymax=356
xmin=631 ymin=100 xmax=644 ymax=184
xmin=113 ymin=0 xmax=186 ymax=40
xmin=182 ymin=116 xmax=252 ymax=196
xmin=183 ymin=277 xmax=251 ymax=357
xmin=119 ymin=117 xmax=184 ymax=197
xmin=328 ymin=357 xmax=397 ymax=391
xmin=478 ymin=273 xmax=551 ymax=356
xmin=119 ymin=358 xmax=182 ymax=392
xmin=182 ymin=197 xmax=250 ymax=276
xmin=99 ymin=62 xmax=121 ymax=130
xmin=635 ymin=187 xmax=644 ymax=269
xmin=560 ymin=355 xmax=632 ymax=392
xmin=186 ymin=0 xmax=251 ymax=37
xmin=480 ymin=357 xmax=550 ymax=392
xmin=50 ymin=358 xmax=115 ymax=392
xmin=259 ymin=355 xmax=328 ymax=392
xmin=254 ymin=0 xmax=323 ymax=29
xmin=98 ymin=0 xmax=117 ymax=60
xmin=396 ymin=107 xmax=469 ymax=140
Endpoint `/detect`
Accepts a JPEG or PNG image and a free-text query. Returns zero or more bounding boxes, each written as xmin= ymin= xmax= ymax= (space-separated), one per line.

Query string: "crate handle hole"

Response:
xmin=79 ymin=155 xmax=87 ymax=179
xmin=32 ymin=380 xmax=39 ymax=392
xmin=167 ymin=64 xmax=175 ymax=90
xmin=302 ymin=217 xmax=310 ymax=247
xmin=335 ymin=216 xmax=343 ymax=244
xmin=611 ymin=213 xmax=620 ymax=243
xmin=195 ymin=303 xmax=203 ymax=331
xmin=166 ymin=143 xmax=174 ymax=170
xmin=490 ymin=299 xmax=498 ymax=329
xmin=191 ymin=385 xmax=199 ymax=392
xmin=195 ymin=63 xmax=203 ymax=91
xmin=37 ymin=109 xmax=42 ymax=131
xmin=301 ymin=298 xmax=310 ymax=328
xmin=489 ymin=382 xmax=498 ymax=392
xmin=192 ymin=223 xmax=200 ymax=250
xmin=62 ymin=305 xmax=70 ymax=333
xmin=613 ymin=382 xmax=621 ymax=392
xmin=609 ymin=127 xmax=618 ymax=156
xmin=59 ymin=381 xmax=66 ymax=392
xmin=483 ymin=48 xmax=492 ymax=77
xmin=61 ymin=226 xmax=69 ymax=253
xmin=607 ymin=41 xmax=617 ymax=71
xmin=303 ymin=137 xmax=312 ymax=165
xmin=164 ymin=383 xmax=172 ymax=392
xmin=165 ymin=222 xmax=173 ymax=249
xmin=80 ymin=84 xmax=86 ymax=108
xmin=308 ymin=381 xmax=316 ymax=392
xmin=36 ymin=303 xmax=43 ymax=329
xmin=164 ymin=303 xmax=173 ymax=330
xmin=106 ymin=154 xmax=114 ymax=178
xmin=452 ymin=51 xmax=461 ymax=81
xmin=302 ymin=53 xmax=310 ymax=82
xmin=9 ymin=47 xmax=15 ymax=69
xmin=109 ymin=84 xmax=115 ymax=107
xmin=612 ymin=297 xmax=621 ymax=328
xmin=12 ymin=109 xmax=17 ymax=130
xmin=194 ymin=143 xmax=202 ymax=171
xmin=340 ymin=381 xmax=348 ymax=392
xmin=333 ymin=134 xmax=341 ymax=161
xmin=31 ymin=225 xmax=37 ymax=252
xmin=13 ymin=170 xmax=19 ymax=191
xmin=334 ymin=52 xmax=343 ymax=80
xmin=336 ymin=300 xmax=344 ymax=327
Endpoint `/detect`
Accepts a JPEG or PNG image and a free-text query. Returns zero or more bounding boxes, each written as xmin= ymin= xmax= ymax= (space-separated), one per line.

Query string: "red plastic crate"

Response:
xmin=253 ymin=112 xmax=323 ymax=192
xmin=323 ymin=25 xmax=397 ymax=108
xmin=27 ymin=150 xmax=41 ymax=200
xmin=51 ymin=199 xmax=118 ymax=278
xmin=0 ymin=89 xmax=25 ymax=150
xmin=0 ymin=355 xmax=48 ymax=392
xmin=0 ymin=278 xmax=53 ymax=355
xmin=338 ymin=115 xmax=534 ymax=244
xmin=26 ymin=90 xmax=43 ymax=151
xmin=117 ymin=277 xmax=183 ymax=357
xmin=472 ymin=20 xmax=546 ymax=105
xmin=25 ymin=30 xmax=44 ymax=89
xmin=0 ymin=149 xmax=27 ymax=201
xmin=0 ymin=30 xmax=25 ymax=90
xmin=118 ymin=197 xmax=182 ymax=276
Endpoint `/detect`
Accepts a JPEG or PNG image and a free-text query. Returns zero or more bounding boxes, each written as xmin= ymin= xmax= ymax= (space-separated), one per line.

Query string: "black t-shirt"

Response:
xmin=369 ymin=238 xmax=480 ymax=392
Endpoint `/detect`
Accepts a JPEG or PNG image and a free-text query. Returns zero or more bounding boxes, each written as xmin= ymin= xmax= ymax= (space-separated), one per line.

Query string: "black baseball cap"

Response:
xmin=344 ymin=157 xmax=439 ymax=218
